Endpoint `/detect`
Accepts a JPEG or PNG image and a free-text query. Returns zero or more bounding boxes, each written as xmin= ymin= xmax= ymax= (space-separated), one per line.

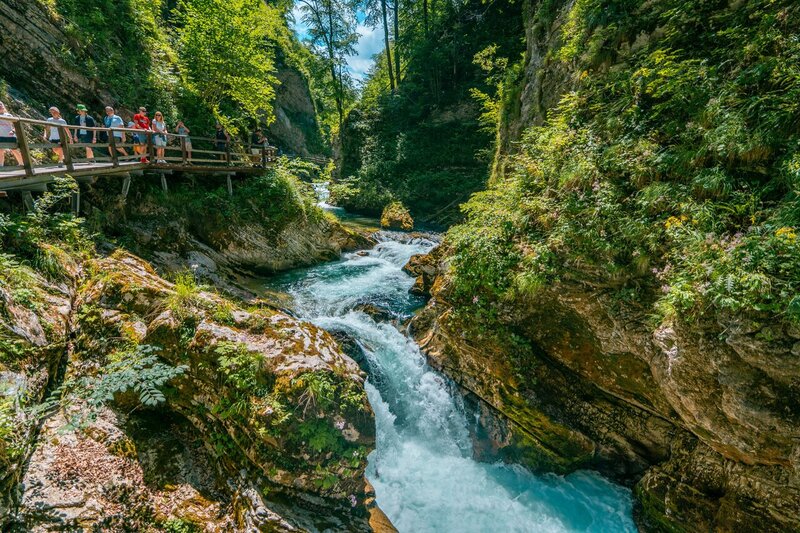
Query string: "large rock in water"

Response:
xmin=407 ymin=254 xmax=800 ymax=532
xmin=11 ymin=251 xmax=379 ymax=531
xmin=380 ymin=202 xmax=414 ymax=231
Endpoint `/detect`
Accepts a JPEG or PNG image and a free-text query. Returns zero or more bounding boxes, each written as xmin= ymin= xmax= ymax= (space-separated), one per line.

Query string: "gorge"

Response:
xmin=2 ymin=0 xmax=799 ymax=531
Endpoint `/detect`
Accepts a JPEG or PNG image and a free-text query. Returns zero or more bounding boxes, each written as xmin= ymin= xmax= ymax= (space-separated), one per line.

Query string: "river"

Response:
xmin=263 ymin=186 xmax=636 ymax=532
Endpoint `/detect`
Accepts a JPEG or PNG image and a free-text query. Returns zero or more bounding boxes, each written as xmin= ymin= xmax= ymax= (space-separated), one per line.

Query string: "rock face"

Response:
xmin=408 ymin=256 xmax=800 ymax=532
xmin=380 ymin=202 xmax=414 ymax=232
xmin=82 ymin=178 xmax=372 ymax=287
xmin=0 ymin=0 xmax=115 ymax=108
xmin=4 ymin=249 xmax=378 ymax=531
xmin=267 ymin=62 xmax=327 ymax=158
xmin=403 ymin=1 xmax=800 ymax=530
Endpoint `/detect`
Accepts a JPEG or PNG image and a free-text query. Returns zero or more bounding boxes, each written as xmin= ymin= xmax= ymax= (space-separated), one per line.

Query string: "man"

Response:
xmin=0 ymin=101 xmax=23 ymax=167
xmin=103 ymin=106 xmax=127 ymax=157
xmin=214 ymin=123 xmax=229 ymax=161
xmin=73 ymin=104 xmax=96 ymax=161
xmin=132 ymin=106 xmax=151 ymax=162
xmin=250 ymin=128 xmax=266 ymax=163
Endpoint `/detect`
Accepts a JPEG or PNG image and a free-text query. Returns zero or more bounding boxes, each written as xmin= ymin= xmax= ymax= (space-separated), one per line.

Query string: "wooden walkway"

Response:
xmin=0 ymin=116 xmax=278 ymax=193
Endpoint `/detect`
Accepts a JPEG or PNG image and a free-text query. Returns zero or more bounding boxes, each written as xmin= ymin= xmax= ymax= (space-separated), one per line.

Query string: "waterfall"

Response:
xmin=266 ymin=231 xmax=636 ymax=532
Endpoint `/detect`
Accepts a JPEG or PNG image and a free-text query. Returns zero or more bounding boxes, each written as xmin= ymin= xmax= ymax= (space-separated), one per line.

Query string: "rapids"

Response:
xmin=266 ymin=194 xmax=637 ymax=532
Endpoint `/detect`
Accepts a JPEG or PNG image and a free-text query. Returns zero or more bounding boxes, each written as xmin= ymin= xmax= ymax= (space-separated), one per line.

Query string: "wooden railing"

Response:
xmin=0 ymin=116 xmax=278 ymax=179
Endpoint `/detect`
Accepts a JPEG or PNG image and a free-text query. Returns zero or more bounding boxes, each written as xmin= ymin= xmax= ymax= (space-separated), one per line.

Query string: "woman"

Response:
xmin=176 ymin=120 xmax=192 ymax=162
xmin=44 ymin=106 xmax=70 ymax=166
xmin=0 ymin=101 xmax=23 ymax=167
xmin=152 ymin=112 xmax=168 ymax=163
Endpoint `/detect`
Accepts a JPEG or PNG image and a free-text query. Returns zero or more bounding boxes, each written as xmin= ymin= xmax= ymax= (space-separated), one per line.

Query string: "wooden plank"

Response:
xmin=13 ymin=120 xmax=33 ymax=177
xmin=57 ymin=125 xmax=74 ymax=171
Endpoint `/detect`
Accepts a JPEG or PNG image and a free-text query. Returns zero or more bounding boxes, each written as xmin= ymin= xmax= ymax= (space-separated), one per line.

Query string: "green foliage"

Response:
xmin=49 ymin=344 xmax=187 ymax=429
xmin=45 ymin=0 xmax=178 ymax=113
xmin=112 ymin=160 xmax=323 ymax=250
xmin=0 ymin=176 xmax=91 ymax=281
xmin=175 ymin=0 xmax=280 ymax=131
xmin=164 ymin=270 xmax=203 ymax=319
xmin=334 ymin=0 xmax=525 ymax=224
xmin=214 ymin=341 xmax=265 ymax=394
xmin=0 ymin=384 xmax=24 ymax=475
xmin=449 ymin=0 xmax=800 ymax=329
xmin=161 ymin=518 xmax=202 ymax=533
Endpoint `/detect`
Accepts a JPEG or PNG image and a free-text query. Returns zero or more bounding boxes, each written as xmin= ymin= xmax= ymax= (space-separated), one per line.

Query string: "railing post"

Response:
xmin=261 ymin=145 xmax=266 ymax=167
xmin=58 ymin=125 xmax=74 ymax=171
xmin=13 ymin=120 xmax=33 ymax=177
xmin=147 ymin=131 xmax=154 ymax=163
xmin=181 ymin=135 xmax=187 ymax=165
xmin=225 ymin=139 xmax=231 ymax=165
xmin=108 ymin=128 xmax=120 ymax=167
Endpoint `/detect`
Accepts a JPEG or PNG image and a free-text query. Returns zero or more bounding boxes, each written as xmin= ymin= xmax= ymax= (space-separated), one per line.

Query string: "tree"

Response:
xmin=391 ymin=0 xmax=400 ymax=84
xmin=176 ymin=0 xmax=280 ymax=128
xmin=298 ymin=0 xmax=359 ymax=128
xmin=364 ymin=0 xmax=396 ymax=91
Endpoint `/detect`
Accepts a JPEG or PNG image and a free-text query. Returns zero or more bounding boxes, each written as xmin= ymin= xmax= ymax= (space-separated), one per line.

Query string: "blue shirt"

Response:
xmin=104 ymin=114 xmax=124 ymax=138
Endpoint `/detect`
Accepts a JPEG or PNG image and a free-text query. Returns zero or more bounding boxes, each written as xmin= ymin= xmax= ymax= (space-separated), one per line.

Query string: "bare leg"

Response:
xmin=86 ymin=146 xmax=94 ymax=159
xmin=53 ymin=146 xmax=64 ymax=163
xmin=11 ymin=149 xmax=23 ymax=165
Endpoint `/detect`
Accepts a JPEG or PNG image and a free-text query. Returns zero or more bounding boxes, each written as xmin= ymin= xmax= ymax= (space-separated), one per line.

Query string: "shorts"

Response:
xmin=78 ymin=133 xmax=92 ymax=143
xmin=49 ymin=139 xmax=61 ymax=144
xmin=0 ymin=136 xmax=16 ymax=145
xmin=154 ymin=135 xmax=167 ymax=147
xmin=251 ymin=148 xmax=261 ymax=155
xmin=215 ymin=142 xmax=226 ymax=152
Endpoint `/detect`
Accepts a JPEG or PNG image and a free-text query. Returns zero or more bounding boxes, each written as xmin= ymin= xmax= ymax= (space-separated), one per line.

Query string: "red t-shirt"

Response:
xmin=133 ymin=113 xmax=150 ymax=130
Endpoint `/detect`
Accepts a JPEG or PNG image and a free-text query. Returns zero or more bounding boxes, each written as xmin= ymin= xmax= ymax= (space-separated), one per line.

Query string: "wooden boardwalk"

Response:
xmin=0 ymin=116 xmax=278 ymax=193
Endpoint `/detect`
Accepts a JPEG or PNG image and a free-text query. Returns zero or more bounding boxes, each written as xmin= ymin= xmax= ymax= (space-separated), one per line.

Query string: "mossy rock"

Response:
xmin=380 ymin=202 xmax=414 ymax=231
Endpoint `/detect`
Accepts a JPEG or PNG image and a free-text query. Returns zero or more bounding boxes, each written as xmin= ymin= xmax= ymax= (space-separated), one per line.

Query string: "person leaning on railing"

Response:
xmin=133 ymin=107 xmax=151 ymax=163
xmin=152 ymin=111 xmax=168 ymax=163
xmin=73 ymin=104 xmax=96 ymax=162
xmin=44 ymin=106 xmax=71 ymax=167
xmin=176 ymin=120 xmax=192 ymax=163
xmin=0 ymin=101 xmax=23 ymax=167
xmin=103 ymin=106 xmax=128 ymax=157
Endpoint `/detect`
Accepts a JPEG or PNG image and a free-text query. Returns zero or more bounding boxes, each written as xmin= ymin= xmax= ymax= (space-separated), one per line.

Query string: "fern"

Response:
xmin=48 ymin=344 xmax=187 ymax=429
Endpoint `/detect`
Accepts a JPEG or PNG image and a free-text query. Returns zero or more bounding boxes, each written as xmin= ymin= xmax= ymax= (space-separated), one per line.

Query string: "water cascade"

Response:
xmin=267 ymin=199 xmax=636 ymax=532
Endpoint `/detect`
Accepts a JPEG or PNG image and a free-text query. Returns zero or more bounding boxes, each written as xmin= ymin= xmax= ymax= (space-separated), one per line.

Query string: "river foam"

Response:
xmin=267 ymin=232 xmax=637 ymax=533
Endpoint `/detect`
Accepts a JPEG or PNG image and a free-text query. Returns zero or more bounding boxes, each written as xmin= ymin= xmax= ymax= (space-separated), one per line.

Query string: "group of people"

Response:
xmin=0 ymin=100 xmax=271 ymax=168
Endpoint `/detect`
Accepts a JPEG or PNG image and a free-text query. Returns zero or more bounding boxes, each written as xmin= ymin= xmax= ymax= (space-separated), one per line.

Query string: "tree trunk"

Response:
xmin=393 ymin=0 xmax=400 ymax=85
xmin=423 ymin=0 xmax=428 ymax=35
xmin=326 ymin=4 xmax=343 ymax=127
xmin=381 ymin=0 xmax=396 ymax=91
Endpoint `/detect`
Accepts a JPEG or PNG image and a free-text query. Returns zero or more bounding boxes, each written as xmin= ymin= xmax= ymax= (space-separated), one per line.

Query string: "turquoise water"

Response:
xmin=266 ymin=229 xmax=637 ymax=533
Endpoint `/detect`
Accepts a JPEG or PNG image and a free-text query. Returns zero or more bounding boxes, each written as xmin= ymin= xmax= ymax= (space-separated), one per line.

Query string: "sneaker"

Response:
xmin=140 ymin=157 xmax=149 ymax=163
xmin=57 ymin=162 xmax=64 ymax=168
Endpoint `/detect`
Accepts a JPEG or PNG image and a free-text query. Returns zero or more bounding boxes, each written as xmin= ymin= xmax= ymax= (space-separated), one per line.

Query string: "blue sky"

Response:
xmin=289 ymin=2 xmax=384 ymax=81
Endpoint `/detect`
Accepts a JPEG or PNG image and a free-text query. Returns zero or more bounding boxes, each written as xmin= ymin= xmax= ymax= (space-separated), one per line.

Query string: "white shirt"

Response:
xmin=47 ymin=117 xmax=67 ymax=141
xmin=0 ymin=112 xmax=16 ymax=137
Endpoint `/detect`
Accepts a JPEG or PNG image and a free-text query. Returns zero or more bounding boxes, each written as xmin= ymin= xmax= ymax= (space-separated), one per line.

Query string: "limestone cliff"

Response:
xmin=406 ymin=0 xmax=800 ymax=531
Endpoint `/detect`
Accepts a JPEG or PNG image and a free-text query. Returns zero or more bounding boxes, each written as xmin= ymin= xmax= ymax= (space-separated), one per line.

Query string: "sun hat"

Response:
xmin=76 ymin=104 xmax=88 ymax=111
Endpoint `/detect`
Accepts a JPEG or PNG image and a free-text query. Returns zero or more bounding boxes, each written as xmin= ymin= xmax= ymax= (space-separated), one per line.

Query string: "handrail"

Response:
xmin=0 ymin=115 xmax=279 ymax=180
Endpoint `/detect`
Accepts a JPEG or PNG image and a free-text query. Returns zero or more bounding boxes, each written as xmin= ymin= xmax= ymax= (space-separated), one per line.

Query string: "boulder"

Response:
xmin=380 ymin=202 xmax=414 ymax=231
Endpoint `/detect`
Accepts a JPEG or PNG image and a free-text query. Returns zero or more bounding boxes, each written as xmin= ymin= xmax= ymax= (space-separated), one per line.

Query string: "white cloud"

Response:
xmin=288 ymin=3 xmax=383 ymax=81
xmin=348 ymin=23 xmax=384 ymax=80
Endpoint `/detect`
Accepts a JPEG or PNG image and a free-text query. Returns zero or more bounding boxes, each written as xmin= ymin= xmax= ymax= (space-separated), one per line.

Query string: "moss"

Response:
xmin=634 ymin=482 xmax=688 ymax=533
xmin=497 ymin=387 xmax=596 ymax=474
xmin=380 ymin=201 xmax=414 ymax=231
